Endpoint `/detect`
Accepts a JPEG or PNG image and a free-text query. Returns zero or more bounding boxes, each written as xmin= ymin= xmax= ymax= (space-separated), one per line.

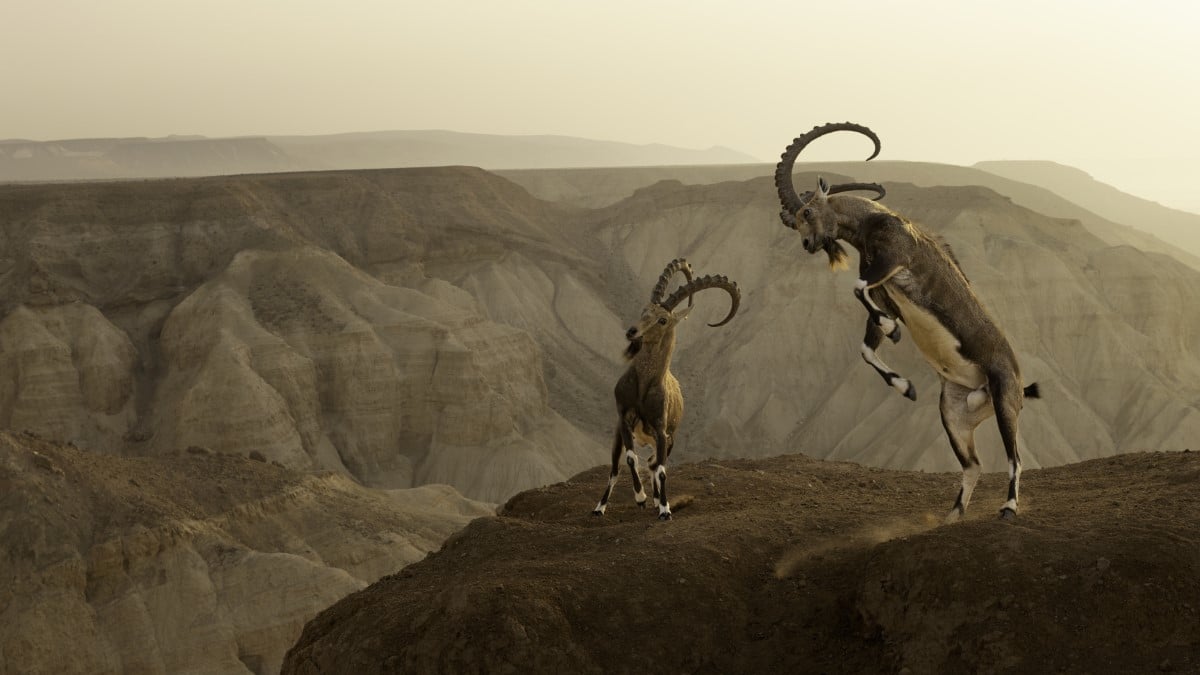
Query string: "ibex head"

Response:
xmin=774 ymin=122 xmax=886 ymax=270
xmin=624 ymin=259 xmax=740 ymax=359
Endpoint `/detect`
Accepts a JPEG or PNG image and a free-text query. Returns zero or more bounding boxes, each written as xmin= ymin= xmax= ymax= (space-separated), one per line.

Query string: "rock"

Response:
xmin=31 ymin=451 xmax=55 ymax=472
xmin=0 ymin=433 xmax=495 ymax=675
xmin=146 ymin=247 xmax=601 ymax=501
xmin=0 ymin=304 xmax=137 ymax=451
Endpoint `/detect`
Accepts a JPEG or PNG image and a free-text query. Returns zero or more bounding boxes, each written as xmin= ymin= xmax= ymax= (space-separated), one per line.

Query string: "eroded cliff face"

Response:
xmin=2 ymin=165 xmax=1200 ymax=494
xmin=0 ymin=433 xmax=494 ymax=675
xmin=0 ymin=303 xmax=138 ymax=449
xmin=0 ymin=169 xmax=607 ymax=503
xmin=147 ymin=246 xmax=596 ymax=501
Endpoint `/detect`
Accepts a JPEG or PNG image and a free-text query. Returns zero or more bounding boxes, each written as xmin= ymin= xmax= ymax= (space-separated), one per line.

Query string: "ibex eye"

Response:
xmin=658 ymin=317 xmax=668 ymax=325
xmin=802 ymin=208 xmax=813 ymax=219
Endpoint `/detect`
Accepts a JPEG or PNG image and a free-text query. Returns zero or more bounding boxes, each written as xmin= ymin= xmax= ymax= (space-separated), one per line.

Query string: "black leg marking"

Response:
xmin=861 ymin=318 xmax=916 ymax=401
xmin=855 ymin=284 xmax=901 ymax=342
xmin=594 ymin=425 xmax=627 ymax=516
xmin=654 ymin=427 xmax=671 ymax=520
xmin=626 ymin=451 xmax=647 ymax=506
xmin=657 ymin=469 xmax=670 ymax=521
xmin=593 ymin=468 xmax=618 ymax=516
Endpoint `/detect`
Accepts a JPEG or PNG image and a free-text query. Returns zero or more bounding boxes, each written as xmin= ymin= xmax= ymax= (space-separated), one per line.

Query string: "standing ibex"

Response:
xmin=593 ymin=259 xmax=740 ymax=520
xmin=774 ymin=122 xmax=1039 ymax=521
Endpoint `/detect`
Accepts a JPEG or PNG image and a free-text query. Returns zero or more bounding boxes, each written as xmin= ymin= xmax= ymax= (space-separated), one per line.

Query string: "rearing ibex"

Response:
xmin=593 ymin=259 xmax=740 ymax=520
xmin=774 ymin=122 xmax=1039 ymax=522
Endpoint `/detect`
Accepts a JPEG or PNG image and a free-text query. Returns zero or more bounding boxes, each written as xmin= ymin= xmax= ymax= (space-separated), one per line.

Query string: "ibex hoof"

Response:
xmin=904 ymin=383 xmax=917 ymax=401
xmin=658 ymin=512 xmax=672 ymax=521
xmin=637 ymin=501 xmax=647 ymax=509
xmin=592 ymin=509 xmax=604 ymax=517
xmin=888 ymin=327 xmax=901 ymax=343
xmin=998 ymin=507 xmax=1016 ymax=521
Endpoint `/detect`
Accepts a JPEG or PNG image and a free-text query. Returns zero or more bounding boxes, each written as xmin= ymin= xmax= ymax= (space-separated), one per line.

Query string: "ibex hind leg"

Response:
xmin=990 ymin=377 xmax=1025 ymax=520
xmin=940 ymin=380 xmax=990 ymax=522
xmin=593 ymin=426 xmax=629 ymax=516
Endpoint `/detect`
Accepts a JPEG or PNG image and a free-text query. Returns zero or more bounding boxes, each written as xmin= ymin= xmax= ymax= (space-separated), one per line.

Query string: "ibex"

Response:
xmin=774 ymin=122 xmax=1039 ymax=521
xmin=593 ymin=259 xmax=740 ymax=520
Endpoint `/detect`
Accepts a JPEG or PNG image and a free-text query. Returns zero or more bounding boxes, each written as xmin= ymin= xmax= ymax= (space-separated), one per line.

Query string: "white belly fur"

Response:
xmin=886 ymin=288 xmax=987 ymax=389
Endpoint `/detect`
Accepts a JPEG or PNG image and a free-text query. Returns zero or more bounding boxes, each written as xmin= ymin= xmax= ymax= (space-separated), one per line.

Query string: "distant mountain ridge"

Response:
xmin=975 ymin=160 xmax=1200 ymax=259
xmin=0 ymin=130 xmax=759 ymax=183
xmin=502 ymin=159 xmax=1200 ymax=267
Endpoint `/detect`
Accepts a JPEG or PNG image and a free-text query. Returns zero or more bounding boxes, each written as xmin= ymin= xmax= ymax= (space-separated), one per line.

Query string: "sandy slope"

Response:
xmin=284 ymin=449 xmax=1200 ymax=675
xmin=0 ymin=432 xmax=494 ymax=675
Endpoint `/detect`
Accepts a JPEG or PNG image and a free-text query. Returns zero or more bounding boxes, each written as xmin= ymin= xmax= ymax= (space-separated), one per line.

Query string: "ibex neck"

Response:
xmin=832 ymin=196 xmax=892 ymax=252
xmin=634 ymin=333 xmax=676 ymax=385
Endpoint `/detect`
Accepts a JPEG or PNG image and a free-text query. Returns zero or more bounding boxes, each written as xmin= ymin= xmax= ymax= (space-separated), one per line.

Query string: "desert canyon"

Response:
xmin=1 ymin=134 xmax=1198 ymax=673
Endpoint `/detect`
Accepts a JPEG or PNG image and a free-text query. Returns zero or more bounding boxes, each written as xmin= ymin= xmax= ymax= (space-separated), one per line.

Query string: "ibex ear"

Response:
xmin=674 ymin=305 xmax=694 ymax=321
xmin=818 ymin=176 xmax=830 ymax=196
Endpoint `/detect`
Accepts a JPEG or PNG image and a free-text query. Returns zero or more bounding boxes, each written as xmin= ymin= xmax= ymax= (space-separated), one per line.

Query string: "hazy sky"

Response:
xmin=4 ymin=0 xmax=1199 ymax=212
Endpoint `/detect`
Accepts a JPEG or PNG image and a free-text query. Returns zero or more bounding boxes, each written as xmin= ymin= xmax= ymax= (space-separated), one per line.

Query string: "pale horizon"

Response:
xmin=3 ymin=0 xmax=1198 ymax=213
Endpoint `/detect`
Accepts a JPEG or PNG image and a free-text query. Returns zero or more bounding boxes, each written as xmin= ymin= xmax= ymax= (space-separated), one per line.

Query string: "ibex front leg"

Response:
xmin=860 ymin=318 xmax=916 ymax=400
xmin=593 ymin=414 xmax=642 ymax=515
xmin=855 ymin=253 xmax=915 ymax=399
xmin=854 ymin=264 xmax=903 ymax=343
xmin=856 ymin=289 xmax=901 ymax=344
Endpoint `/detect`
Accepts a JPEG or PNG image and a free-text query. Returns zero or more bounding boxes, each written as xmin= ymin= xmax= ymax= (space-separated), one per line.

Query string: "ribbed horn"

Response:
xmin=774 ymin=122 xmax=882 ymax=225
xmin=651 ymin=258 xmax=695 ymax=307
xmin=828 ymin=181 xmax=886 ymax=201
xmin=660 ymin=274 xmax=740 ymax=327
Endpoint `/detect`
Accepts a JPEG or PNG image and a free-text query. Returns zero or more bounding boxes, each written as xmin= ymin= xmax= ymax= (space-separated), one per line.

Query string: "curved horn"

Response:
xmin=661 ymin=274 xmax=740 ymax=327
xmin=650 ymin=258 xmax=695 ymax=307
xmin=828 ymin=181 xmax=886 ymax=201
xmin=774 ymin=122 xmax=882 ymax=223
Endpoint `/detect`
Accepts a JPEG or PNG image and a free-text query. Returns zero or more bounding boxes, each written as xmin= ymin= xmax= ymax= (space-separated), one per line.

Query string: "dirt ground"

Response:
xmin=284 ymin=450 xmax=1200 ymax=674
